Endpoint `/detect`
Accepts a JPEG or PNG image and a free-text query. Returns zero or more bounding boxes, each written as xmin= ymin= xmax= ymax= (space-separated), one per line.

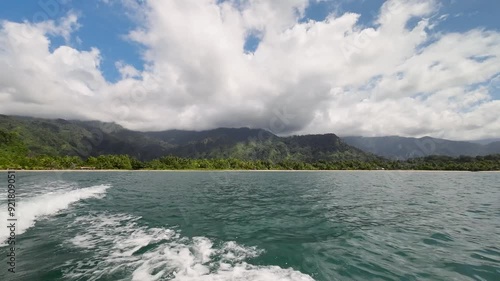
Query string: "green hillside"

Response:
xmin=0 ymin=115 xmax=172 ymax=160
xmin=146 ymin=128 xmax=376 ymax=162
xmin=0 ymin=115 xmax=377 ymax=164
xmin=1 ymin=115 xmax=499 ymax=171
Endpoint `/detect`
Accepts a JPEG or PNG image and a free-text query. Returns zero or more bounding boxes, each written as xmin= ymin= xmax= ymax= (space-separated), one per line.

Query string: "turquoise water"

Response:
xmin=1 ymin=171 xmax=499 ymax=280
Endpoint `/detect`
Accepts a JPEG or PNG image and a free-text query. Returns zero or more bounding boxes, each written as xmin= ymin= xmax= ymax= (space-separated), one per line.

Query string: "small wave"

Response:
xmin=0 ymin=184 xmax=110 ymax=244
xmin=64 ymin=213 xmax=314 ymax=281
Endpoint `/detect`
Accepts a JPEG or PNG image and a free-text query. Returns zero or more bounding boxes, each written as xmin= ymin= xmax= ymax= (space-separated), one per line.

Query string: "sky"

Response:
xmin=0 ymin=0 xmax=499 ymax=140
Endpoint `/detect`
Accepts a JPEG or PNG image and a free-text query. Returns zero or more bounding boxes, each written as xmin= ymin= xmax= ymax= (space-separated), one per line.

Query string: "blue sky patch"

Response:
xmin=244 ymin=30 xmax=262 ymax=53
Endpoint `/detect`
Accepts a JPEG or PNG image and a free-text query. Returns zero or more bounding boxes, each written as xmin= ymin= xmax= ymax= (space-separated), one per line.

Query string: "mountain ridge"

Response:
xmin=343 ymin=136 xmax=500 ymax=160
xmin=2 ymin=115 xmax=499 ymax=161
xmin=0 ymin=115 xmax=378 ymax=162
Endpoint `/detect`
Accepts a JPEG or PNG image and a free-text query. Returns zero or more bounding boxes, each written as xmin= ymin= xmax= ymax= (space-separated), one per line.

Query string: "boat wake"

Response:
xmin=64 ymin=213 xmax=315 ymax=281
xmin=0 ymin=184 xmax=110 ymax=244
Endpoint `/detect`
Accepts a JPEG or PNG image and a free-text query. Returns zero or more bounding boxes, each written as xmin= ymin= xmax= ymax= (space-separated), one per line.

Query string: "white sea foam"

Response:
xmin=64 ymin=213 xmax=315 ymax=281
xmin=0 ymin=184 xmax=110 ymax=244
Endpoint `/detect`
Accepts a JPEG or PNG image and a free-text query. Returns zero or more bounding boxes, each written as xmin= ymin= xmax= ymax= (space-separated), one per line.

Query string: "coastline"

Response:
xmin=1 ymin=169 xmax=498 ymax=172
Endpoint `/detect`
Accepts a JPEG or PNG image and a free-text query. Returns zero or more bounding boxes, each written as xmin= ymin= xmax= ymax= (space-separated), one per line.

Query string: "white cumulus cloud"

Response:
xmin=0 ymin=0 xmax=499 ymax=140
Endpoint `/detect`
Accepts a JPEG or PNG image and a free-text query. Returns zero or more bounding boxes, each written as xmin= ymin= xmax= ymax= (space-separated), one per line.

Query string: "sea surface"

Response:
xmin=1 ymin=171 xmax=499 ymax=281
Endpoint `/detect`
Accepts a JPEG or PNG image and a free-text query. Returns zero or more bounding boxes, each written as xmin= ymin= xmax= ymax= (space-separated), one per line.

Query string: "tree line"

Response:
xmin=1 ymin=154 xmax=499 ymax=171
xmin=1 ymin=130 xmax=499 ymax=171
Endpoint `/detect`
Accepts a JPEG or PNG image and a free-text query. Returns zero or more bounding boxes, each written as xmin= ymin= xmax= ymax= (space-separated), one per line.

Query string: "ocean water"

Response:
xmin=1 ymin=171 xmax=499 ymax=281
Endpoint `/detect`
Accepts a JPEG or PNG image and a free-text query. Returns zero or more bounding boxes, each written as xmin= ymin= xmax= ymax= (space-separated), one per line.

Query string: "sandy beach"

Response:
xmin=1 ymin=169 xmax=497 ymax=172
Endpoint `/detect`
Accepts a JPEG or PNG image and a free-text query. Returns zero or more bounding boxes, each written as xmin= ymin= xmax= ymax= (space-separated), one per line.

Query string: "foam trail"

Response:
xmin=64 ymin=213 xmax=315 ymax=281
xmin=0 ymin=184 xmax=110 ymax=244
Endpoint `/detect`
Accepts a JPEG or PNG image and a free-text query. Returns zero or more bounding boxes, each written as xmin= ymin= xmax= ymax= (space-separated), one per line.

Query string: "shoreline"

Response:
xmin=1 ymin=169 xmax=498 ymax=173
